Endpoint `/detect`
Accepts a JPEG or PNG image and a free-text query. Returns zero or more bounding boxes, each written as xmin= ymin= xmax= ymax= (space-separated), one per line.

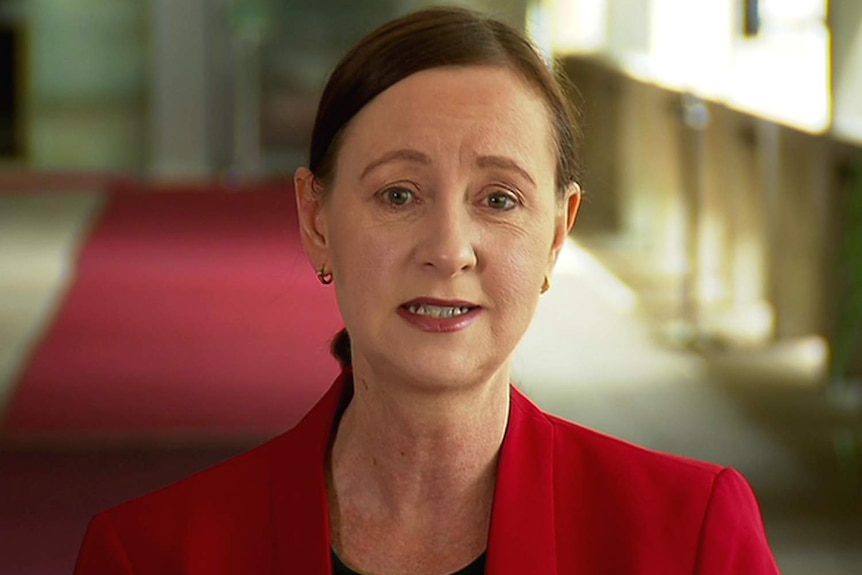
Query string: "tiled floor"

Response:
xmin=0 ymin=193 xmax=859 ymax=573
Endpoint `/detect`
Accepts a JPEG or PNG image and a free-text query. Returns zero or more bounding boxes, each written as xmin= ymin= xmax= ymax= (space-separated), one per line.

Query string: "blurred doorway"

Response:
xmin=0 ymin=21 xmax=22 ymax=159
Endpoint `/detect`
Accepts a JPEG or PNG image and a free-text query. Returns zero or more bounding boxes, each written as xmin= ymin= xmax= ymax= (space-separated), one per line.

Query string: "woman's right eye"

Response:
xmin=381 ymin=187 xmax=415 ymax=206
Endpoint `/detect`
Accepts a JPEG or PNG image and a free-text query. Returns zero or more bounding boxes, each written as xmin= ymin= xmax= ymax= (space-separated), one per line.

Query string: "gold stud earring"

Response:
xmin=541 ymin=275 xmax=551 ymax=294
xmin=317 ymin=265 xmax=333 ymax=285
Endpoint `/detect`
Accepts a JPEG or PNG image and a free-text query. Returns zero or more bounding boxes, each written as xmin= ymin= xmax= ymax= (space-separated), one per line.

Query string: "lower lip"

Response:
xmin=397 ymin=306 xmax=482 ymax=333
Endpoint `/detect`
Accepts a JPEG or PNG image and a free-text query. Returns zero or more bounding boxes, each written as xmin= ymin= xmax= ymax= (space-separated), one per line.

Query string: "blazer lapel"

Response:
xmin=270 ymin=371 xmax=351 ymax=575
xmin=486 ymin=386 xmax=558 ymax=574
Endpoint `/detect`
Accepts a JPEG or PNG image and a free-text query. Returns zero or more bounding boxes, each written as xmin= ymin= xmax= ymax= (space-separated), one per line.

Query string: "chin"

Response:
xmin=371 ymin=347 xmax=509 ymax=394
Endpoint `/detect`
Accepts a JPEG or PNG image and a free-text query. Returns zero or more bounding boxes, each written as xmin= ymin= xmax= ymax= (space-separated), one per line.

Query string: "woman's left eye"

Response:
xmin=485 ymin=191 xmax=519 ymax=211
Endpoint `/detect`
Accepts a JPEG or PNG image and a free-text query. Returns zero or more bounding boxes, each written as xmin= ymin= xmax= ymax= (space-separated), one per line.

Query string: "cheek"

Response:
xmin=327 ymin=218 xmax=404 ymax=310
xmin=484 ymin=228 xmax=552 ymax=309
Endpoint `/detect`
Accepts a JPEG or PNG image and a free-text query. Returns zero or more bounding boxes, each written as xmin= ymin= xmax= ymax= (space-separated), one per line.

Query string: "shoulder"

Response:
xmin=543 ymin=409 xmax=727 ymax=530
xmin=109 ymin=434 xmax=283 ymax=525
xmin=75 ymin=432 xmax=294 ymax=574
xmin=511 ymin=387 xmax=722 ymax=492
xmin=545 ymin=408 xmax=722 ymax=487
xmin=542 ymin=406 xmax=725 ymax=541
xmin=75 ymin=376 xmax=347 ymax=574
xmin=511 ymin=392 xmax=778 ymax=573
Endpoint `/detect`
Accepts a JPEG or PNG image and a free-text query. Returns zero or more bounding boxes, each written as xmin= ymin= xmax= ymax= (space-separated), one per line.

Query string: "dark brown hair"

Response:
xmin=307 ymin=6 xmax=583 ymax=369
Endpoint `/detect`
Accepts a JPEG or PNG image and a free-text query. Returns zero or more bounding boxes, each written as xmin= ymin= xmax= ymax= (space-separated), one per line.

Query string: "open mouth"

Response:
xmin=398 ymin=299 xmax=481 ymax=332
xmin=403 ymin=303 xmax=474 ymax=319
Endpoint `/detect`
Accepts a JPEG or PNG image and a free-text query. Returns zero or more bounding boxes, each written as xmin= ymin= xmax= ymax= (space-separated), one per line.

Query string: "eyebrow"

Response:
xmin=476 ymin=155 xmax=536 ymax=187
xmin=360 ymin=149 xmax=432 ymax=180
xmin=359 ymin=149 xmax=537 ymax=187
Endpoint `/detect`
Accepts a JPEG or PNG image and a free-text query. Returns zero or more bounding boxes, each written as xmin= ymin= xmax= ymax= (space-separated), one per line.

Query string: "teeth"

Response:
xmin=407 ymin=304 xmax=471 ymax=318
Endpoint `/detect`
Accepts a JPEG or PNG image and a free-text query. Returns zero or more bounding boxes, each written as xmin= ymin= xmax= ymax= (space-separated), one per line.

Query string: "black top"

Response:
xmin=331 ymin=550 xmax=486 ymax=575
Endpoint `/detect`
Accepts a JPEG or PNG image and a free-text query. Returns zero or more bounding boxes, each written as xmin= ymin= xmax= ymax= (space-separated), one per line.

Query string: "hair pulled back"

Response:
xmin=307 ymin=6 xmax=582 ymax=369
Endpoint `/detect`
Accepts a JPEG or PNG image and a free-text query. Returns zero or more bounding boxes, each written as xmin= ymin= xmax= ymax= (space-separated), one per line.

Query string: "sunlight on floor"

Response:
xmin=554 ymin=237 xmax=638 ymax=313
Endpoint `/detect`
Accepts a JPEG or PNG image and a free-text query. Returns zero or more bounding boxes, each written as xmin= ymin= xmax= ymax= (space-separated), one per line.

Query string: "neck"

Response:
xmin=330 ymin=363 xmax=510 ymax=514
xmin=326 ymin=364 xmax=509 ymax=572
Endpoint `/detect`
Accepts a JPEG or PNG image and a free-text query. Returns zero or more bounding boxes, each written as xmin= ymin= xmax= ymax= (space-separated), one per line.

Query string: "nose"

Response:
xmin=414 ymin=201 xmax=477 ymax=277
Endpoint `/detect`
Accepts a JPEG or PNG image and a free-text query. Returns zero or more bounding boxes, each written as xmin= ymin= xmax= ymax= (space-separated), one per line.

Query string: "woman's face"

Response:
xmin=297 ymin=66 xmax=579 ymax=391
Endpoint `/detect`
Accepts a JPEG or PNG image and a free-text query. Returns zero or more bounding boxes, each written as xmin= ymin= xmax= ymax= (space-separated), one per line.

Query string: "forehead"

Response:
xmin=336 ymin=66 xmax=555 ymax=180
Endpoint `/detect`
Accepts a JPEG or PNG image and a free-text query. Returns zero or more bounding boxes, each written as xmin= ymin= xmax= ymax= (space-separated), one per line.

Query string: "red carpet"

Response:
xmin=3 ymin=181 xmax=344 ymax=441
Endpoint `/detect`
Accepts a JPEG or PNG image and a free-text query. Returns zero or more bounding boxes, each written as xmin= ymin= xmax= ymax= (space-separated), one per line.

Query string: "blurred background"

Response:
xmin=1 ymin=0 xmax=861 ymax=573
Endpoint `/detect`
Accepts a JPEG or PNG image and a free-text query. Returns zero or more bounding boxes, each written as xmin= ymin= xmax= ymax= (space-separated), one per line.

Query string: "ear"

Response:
xmin=548 ymin=182 xmax=582 ymax=268
xmin=565 ymin=182 xmax=582 ymax=232
xmin=294 ymin=167 xmax=330 ymax=270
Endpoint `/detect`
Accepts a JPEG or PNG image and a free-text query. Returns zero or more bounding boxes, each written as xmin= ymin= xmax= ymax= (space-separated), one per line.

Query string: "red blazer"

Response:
xmin=75 ymin=371 xmax=780 ymax=574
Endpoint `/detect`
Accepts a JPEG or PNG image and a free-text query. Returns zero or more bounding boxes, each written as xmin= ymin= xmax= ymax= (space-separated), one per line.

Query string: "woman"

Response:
xmin=75 ymin=7 xmax=780 ymax=575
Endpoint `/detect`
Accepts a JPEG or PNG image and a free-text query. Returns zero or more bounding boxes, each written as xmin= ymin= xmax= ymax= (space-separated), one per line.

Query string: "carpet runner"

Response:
xmin=2 ymin=181 xmax=343 ymax=441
